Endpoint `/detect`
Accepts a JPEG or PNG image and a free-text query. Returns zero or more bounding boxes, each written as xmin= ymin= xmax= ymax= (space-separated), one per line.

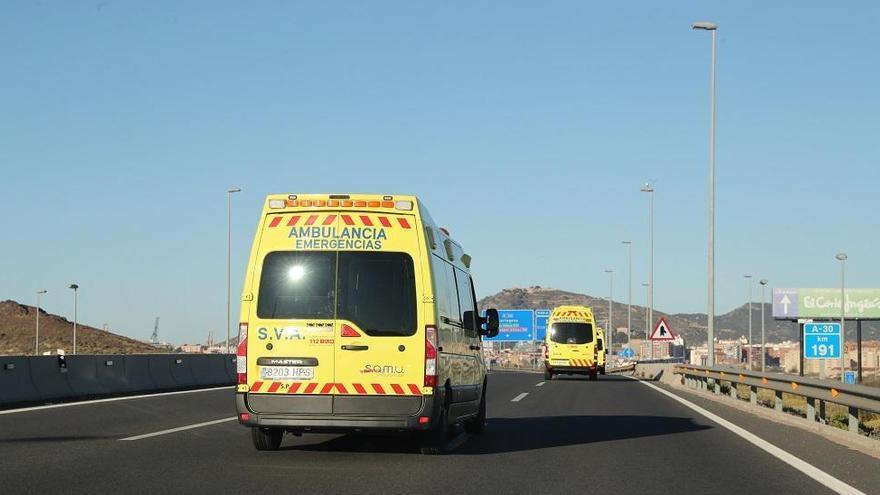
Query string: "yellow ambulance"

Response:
xmin=543 ymin=305 xmax=600 ymax=381
xmin=235 ymin=194 xmax=499 ymax=454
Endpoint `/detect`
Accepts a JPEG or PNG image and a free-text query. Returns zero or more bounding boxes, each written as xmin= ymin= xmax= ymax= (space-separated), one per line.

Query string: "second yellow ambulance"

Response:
xmin=543 ymin=305 xmax=600 ymax=381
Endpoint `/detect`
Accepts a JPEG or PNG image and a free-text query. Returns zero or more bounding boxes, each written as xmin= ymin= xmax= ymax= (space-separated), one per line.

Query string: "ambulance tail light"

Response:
xmin=424 ymin=325 xmax=438 ymax=387
xmin=341 ymin=324 xmax=361 ymax=337
xmin=236 ymin=323 xmax=248 ymax=385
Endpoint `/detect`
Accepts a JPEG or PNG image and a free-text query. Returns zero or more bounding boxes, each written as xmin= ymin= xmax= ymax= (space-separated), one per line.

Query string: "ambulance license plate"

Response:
xmin=260 ymin=366 xmax=314 ymax=380
xmin=551 ymin=359 xmax=568 ymax=366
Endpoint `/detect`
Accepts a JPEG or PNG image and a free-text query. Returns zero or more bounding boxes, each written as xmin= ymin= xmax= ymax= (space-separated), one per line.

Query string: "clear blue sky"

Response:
xmin=1 ymin=1 xmax=877 ymax=344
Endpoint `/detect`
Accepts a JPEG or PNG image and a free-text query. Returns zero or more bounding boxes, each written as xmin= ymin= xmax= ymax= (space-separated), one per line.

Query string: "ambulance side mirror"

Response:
xmin=479 ymin=308 xmax=500 ymax=338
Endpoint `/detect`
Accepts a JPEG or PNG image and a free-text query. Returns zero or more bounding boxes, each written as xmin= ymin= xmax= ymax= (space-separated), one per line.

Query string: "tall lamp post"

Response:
xmin=622 ymin=240 xmax=632 ymax=347
xmin=227 ymin=187 xmax=241 ymax=354
xmin=836 ymin=253 xmax=847 ymax=382
xmin=744 ymin=274 xmax=753 ymax=368
xmin=35 ymin=289 xmax=47 ymax=355
xmin=68 ymin=284 xmax=79 ymax=354
xmin=640 ymin=183 xmax=654 ymax=358
xmin=642 ymin=282 xmax=649 ymax=357
xmin=605 ymin=269 xmax=614 ymax=353
xmin=759 ymin=279 xmax=768 ymax=372
xmin=692 ymin=20 xmax=718 ymax=366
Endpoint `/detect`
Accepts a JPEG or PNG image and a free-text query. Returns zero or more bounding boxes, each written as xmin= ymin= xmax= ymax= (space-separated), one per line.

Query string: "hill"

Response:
xmin=478 ymin=287 xmax=880 ymax=344
xmin=0 ymin=300 xmax=162 ymax=355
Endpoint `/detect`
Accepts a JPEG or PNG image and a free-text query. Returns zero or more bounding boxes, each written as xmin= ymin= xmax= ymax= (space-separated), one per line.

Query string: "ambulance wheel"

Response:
xmin=420 ymin=399 xmax=450 ymax=455
xmin=464 ymin=384 xmax=487 ymax=435
xmin=251 ymin=427 xmax=283 ymax=451
xmin=543 ymin=369 xmax=552 ymax=380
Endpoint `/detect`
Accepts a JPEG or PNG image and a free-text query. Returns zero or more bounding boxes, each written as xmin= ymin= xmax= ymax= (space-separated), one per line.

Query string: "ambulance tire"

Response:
xmin=543 ymin=369 xmax=552 ymax=380
xmin=251 ymin=427 xmax=283 ymax=451
xmin=420 ymin=392 xmax=451 ymax=455
xmin=464 ymin=384 xmax=487 ymax=435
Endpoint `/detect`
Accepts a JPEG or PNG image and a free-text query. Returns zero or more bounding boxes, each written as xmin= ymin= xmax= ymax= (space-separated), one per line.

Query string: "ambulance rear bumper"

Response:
xmin=236 ymin=393 xmax=440 ymax=432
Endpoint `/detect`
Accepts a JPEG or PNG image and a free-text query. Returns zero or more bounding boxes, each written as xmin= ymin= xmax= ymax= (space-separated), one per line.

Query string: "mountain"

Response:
xmin=478 ymin=287 xmax=880 ymax=345
xmin=0 ymin=300 xmax=162 ymax=355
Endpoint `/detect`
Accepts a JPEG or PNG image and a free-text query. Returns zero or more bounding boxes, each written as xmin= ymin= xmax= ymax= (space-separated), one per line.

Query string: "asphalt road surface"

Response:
xmin=1 ymin=373 xmax=877 ymax=494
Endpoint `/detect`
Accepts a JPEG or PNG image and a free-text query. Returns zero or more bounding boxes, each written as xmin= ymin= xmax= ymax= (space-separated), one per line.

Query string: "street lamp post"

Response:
xmin=227 ymin=187 xmax=242 ymax=354
xmin=605 ymin=269 xmax=613 ymax=353
xmin=744 ymin=275 xmax=753 ymax=369
xmin=68 ymin=284 xmax=79 ymax=354
xmin=640 ymin=183 xmax=654 ymax=358
xmin=760 ymin=279 xmax=768 ymax=372
xmin=622 ymin=241 xmax=632 ymax=347
xmin=836 ymin=253 xmax=847 ymax=382
xmin=692 ymin=20 xmax=718 ymax=367
xmin=642 ymin=282 xmax=649 ymax=357
xmin=35 ymin=290 xmax=47 ymax=355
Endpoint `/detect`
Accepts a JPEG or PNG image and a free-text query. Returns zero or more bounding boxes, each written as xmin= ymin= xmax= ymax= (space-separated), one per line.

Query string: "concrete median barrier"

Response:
xmin=123 ymin=355 xmax=158 ymax=392
xmin=1 ymin=354 xmax=234 ymax=409
xmin=28 ymin=356 xmax=73 ymax=402
xmin=147 ymin=355 xmax=177 ymax=391
xmin=0 ymin=356 xmax=40 ymax=405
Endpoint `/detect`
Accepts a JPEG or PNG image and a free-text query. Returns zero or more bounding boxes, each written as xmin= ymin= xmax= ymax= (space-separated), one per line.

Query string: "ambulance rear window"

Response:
xmin=549 ymin=323 xmax=594 ymax=344
xmin=256 ymin=251 xmax=416 ymax=337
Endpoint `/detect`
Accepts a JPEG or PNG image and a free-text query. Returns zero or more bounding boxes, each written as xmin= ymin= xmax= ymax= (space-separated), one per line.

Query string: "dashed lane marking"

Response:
xmin=120 ymin=417 xmax=236 ymax=441
xmin=511 ymin=392 xmax=529 ymax=402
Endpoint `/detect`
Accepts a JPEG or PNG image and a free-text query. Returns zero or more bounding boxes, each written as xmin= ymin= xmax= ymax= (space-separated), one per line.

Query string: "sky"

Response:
xmin=1 ymin=1 xmax=878 ymax=345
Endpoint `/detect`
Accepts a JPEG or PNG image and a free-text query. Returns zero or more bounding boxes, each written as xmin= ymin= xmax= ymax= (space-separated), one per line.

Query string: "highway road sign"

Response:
xmin=486 ymin=309 xmax=534 ymax=342
xmin=534 ymin=309 xmax=551 ymax=341
xmin=773 ymin=288 xmax=880 ymax=319
xmin=620 ymin=347 xmax=635 ymax=358
xmin=803 ymin=322 xmax=841 ymax=360
xmin=649 ymin=317 xmax=676 ymax=341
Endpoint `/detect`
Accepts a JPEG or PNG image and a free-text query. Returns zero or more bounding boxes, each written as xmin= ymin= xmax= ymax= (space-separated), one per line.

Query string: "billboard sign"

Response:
xmin=773 ymin=288 xmax=880 ymax=320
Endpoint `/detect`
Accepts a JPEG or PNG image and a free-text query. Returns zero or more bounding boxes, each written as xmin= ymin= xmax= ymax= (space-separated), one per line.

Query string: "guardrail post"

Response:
xmin=749 ymin=385 xmax=757 ymax=405
xmin=774 ymin=390 xmax=784 ymax=413
xmin=818 ymin=400 xmax=826 ymax=424
xmin=702 ymin=376 xmax=708 ymax=391
xmin=806 ymin=397 xmax=816 ymax=422
xmin=729 ymin=382 xmax=737 ymax=400
xmin=713 ymin=378 xmax=720 ymax=395
xmin=848 ymin=407 xmax=860 ymax=435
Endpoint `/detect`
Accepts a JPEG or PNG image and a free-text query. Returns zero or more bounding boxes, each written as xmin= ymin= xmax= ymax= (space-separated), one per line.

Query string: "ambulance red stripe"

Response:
xmin=304 ymin=382 xmax=318 ymax=394
xmin=390 ymin=384 xmax=405 ymax=395
xmin=320 ymin=383 xmax=334 ymax=394
xmin=378 ymin=216 xmax=392 ymax=228
xmin=268 ymin=217 xmax=282 ymax=228
xmin=353 ymin=383 xmax=367 ymax=394
xmin=408 ymin=384 xmax=421 ymax=395
xmin=372 ymin=383 xmax=386 ymax=394
xmin=335 ymin=383 xmax=348 ymax=394
xmin=267 ymin=382 xmax=281 ymax=393
xmin=287 ymin=382 xmax=302 ymax=394
xmin=360 ymin=215 xmax=373 ymax=226
xmin=398 ymin=218 xmax=411 ymax=229
xmin=287 ymin=215 xmax=301 ymax=226
xmin=341 ymin=215 xmax=355 ymax=226
xmin=251 ymin=381 xmax=263 ymax=392
xmin=322 ymin=214 xmax=336 ymax=225
xmin=304 ymin=214 xmax=319 ymax=226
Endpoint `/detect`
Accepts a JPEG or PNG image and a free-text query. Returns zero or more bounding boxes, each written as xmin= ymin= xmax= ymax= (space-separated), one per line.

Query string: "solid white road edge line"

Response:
xmin=511 ymin=392 xmax=528 ymax=402
xmin=0 ymin=386 xmax=235 ymax=416
xmin=120 ymin=417 xmax=237 ymax=441
xmin=630 ymin=377 xmax=866 ymax=495
xmin=535 ymin=382 xmax=545 ymax=387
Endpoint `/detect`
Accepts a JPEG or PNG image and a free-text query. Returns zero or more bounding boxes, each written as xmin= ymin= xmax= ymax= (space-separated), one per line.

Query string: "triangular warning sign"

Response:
xmin=649 ymin=317 xmax=676 ymax=341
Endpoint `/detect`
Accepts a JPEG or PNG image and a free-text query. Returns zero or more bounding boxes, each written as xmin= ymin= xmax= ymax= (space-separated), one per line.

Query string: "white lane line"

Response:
xmin=535 ymin=382 xmax=545 ymax=387
xmin=631 ymin=378 xmax=866 ymax=495
xmin=120 ymin=417 xmax=237 ymax=441
xmin=511 ymin=392 xmax=529 ymax=402
xmin=0 ymin=386 xmax=235 ymax=416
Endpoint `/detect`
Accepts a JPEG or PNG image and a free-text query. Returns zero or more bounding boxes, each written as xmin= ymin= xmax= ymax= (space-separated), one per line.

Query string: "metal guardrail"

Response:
xmin=674 ymin=364 xmax=880 ymax=437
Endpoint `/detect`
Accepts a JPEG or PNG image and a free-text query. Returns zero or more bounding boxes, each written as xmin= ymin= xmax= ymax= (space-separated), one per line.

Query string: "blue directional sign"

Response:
xmin=534 ymin=309 xmax=551 ymax=341
xmin=620 ymin=347 xmax=635 ymax=359
xmin=803 ymin=323 xmax=841 ymax=360
xmin=487 ymin=309 xmax=534 ymax=342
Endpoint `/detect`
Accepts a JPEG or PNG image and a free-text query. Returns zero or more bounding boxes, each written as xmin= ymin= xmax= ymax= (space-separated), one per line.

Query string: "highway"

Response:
xmin=1 ymin=373 xmax=877 ymax=494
